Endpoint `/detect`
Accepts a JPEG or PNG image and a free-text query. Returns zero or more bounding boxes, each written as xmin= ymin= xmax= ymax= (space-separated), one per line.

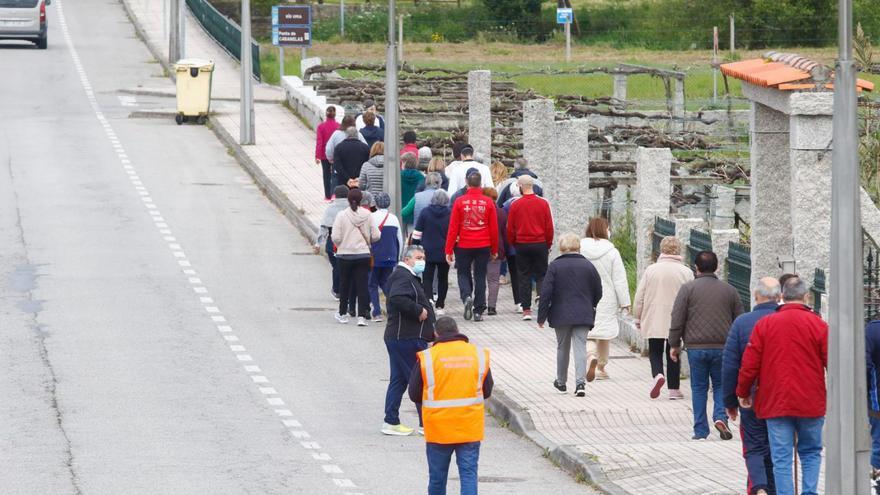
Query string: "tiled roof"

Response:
xmin=720 ymin=53 xmax=874 ymax=92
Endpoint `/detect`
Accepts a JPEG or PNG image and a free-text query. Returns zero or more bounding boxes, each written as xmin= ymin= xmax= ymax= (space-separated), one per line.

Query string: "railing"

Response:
xmin=811 ymin=267 xmax=826 ymax=317
xmin=687 ymin=228 xmax=712 ymax=267
xmin=651 ymin=217 xmax=676 ymax=261
xmin=726 ymin=241 xmax=751 ymax=311
xmin=186 ymin=0 xmax=261 ymax=81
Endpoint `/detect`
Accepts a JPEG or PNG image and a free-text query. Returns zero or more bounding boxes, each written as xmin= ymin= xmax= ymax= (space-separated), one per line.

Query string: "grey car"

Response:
xmin=0 ymin=0 xmax=49 ymax=49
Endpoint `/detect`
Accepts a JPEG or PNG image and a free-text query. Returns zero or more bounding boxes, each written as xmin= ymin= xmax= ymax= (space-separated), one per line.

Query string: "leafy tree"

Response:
xmin=481 ymin=0 xmax=543 ymax=39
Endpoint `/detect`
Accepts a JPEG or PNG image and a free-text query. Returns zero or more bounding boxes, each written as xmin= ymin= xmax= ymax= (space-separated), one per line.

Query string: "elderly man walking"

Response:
xmin=506 ymin=175 xmax=554 ymax=321
xmin=722 ymin=277 xmax=780 ymax=495
xmin=409 ymin=317 xmax=493 ymax=495
xmin=333 ymin=126 xmax=371 ymax=188
xmin=669 ymin=251 xmax=744 ymax=440
xmin=737 ymin=277 xmax=828 ymax=495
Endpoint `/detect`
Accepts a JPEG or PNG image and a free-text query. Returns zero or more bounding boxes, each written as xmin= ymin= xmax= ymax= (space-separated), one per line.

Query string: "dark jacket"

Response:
xmin=333 ymin=138 xmax=371 ymax=182
xmin=412 ymin=204 xmax=451 ymax=264
xmin=867 ymin=321 xmax=880 ymax=416
xmin=496 ymin=168 xmax=543 ymax=206
xmin=668 ymin=274 xmax=744 ymax=349
xmin=385 ymin=264 xmax=436 ymax=341
xmin=408 ymin=333 xmax=494 ymax=403
xmin=537 ymin=253 xmax=603 ymax=328
xmin=359 ymin=125 xmax=384 ymax=149
xmin=721 ymin=301 xmax=778 ymax=409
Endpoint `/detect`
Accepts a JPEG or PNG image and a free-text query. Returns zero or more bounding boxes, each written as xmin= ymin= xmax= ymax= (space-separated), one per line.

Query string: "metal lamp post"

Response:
xmin=240 ymin=0 xmax=255 ymax=145
xmin=383 ymin=0 xmax=401 ymax=217
xmin=827 ymin=0 xmax=871 ymax=492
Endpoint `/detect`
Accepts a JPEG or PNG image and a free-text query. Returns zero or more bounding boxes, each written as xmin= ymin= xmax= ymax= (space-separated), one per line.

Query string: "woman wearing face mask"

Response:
xmin=380 ymin=245 xmax=436 ymax=437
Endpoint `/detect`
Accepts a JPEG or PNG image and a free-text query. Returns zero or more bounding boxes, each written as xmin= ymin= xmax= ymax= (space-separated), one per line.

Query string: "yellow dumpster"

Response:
xmin=174 ymin=58 xmax=214 ymax=125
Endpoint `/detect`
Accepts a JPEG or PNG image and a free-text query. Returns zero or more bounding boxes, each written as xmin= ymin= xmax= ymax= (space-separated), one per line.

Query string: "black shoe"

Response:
xmin=575 ymin=383 xmax=586 ymax=397
xmin=473 ymin=312 xmax=483 ymax=322
xmin=553 ymin=380 xmax=566 ymax=394
xmin=463 ymin=296 xmax=473 ymax=320
xmin=487 ymin=307 xmax=497 ymax=316
xmin=714 ymin=419 xmax=733 ymax=440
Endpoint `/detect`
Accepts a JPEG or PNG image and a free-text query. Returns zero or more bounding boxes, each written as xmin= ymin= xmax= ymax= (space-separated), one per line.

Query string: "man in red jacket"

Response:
xmin=445 ymin=171 xmax=498 ymax=322
xmin=737 ymin=276 xmax=828 ymax=495
xmin=506 ymin=175 xmax=554 ymax=321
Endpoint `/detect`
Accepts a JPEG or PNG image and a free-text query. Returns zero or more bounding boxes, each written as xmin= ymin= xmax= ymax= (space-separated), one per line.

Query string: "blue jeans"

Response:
xmin=740 ymin=407 xmax=775 ymax=494
xmin=369 ymin=266 xmax=394 ymax=318
xmin=427 ymin=442 xmax=480 ymax=495
xmin=384 ymin=338 xmax=428 ymax=425
xmin=872 ymin=415 xmax=880 ymax=469
xmin=687 ymin=348 xmax=726 ymax=438
xmin=766 ymin=416 xmax=824 ymax=495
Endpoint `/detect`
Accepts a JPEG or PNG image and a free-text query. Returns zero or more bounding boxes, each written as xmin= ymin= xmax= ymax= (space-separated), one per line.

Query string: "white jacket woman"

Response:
xmin=580 ymin=218 xmax=630 ymax=379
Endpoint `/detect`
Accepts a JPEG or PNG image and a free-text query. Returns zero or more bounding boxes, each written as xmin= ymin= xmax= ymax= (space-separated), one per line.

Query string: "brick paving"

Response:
xmin=123 ymin=2 xmax=829 ymax=492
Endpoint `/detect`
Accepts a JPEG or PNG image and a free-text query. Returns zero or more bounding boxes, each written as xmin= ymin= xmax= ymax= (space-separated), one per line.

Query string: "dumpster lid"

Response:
xmin=175 ymin=58 xmax=214 ymax=70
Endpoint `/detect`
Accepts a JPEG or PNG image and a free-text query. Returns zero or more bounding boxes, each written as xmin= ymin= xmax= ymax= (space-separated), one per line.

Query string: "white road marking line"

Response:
xmin=211 ymin=316 xmax=226 ymax=322
xmin=205 ymin=306 xmax=220 ymax=313
xmin=237 ymin=354 xmax=253 ymax=362
xmin=164 ymin=236 xmax=176 ymax=241
xmin=155 ymin=222 xmax=168 ymax=228
xmin=259 ymin=387 xmax=277 ymax=395
xmin=189 ymin=277 xmax=202 ymax=284
xmin=145 ymin=204 xmax=157 ymax=210
xmin=218 ymin=325 xmax=232 ymax=333
xmin=244 ymin=365 xmax=261 ymax=372
xmin=312 ymin=453 xmax=332 ymax=461
xmin=194 ymin=287 xmax=208 ymax=293
xmin=275 ymin=409 xmax=293 ymax=417
xmin=173 ymin=252 xmax=186 ymax=258
xmin=291 ymin=431 xmax=312 ymax=439
xmin=199 ymin=297 xmax=214 ymax=303
xmin=332 ymin=479 xmax=356 ymax=488
xmin=224 ymin=335 xmax=240 ymax=342
xmin=322 ymin=465 xmax=342 ymax=474
xmin=178 ymin=260 xmax=192 ymax=267
xmin=251 ymin=375 xmax=268 ymax=383
xmin=230 ymin=344 xmax=246 ymax=352
xmin=283 ymin=419 xmax=302 ymax=428
xmin=169 ymin=243 xmax=182 ymax=250
xmin=159 ymin=229 xmax=172 ymax=235
xmin=182 ymin=269 xmax=196 ymax=275
xmin=267 ymin=398 xmax=285 ymax=406
xmin=300 ymin=441 xmax=320 ymax=449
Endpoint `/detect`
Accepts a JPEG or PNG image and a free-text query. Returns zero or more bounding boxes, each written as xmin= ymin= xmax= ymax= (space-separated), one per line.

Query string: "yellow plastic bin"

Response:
xmin=174 ymin=58 xmax=214 ymax=125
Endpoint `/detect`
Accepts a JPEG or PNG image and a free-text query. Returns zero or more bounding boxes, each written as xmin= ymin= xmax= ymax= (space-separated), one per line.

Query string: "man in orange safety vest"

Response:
xmin=408 ymin=316 xmax=493 ymax=495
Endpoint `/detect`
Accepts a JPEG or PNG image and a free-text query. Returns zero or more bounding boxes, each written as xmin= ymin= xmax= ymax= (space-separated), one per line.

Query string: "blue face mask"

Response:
xmin=413 ymin=260 xmax=426 ymax=274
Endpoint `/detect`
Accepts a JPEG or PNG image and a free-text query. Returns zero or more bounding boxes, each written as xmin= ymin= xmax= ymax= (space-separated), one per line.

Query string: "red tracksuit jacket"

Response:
xmin=506 ymin=193 xmax=554 ymax=247
xmin=445 ymin=188 xmax=498 ymax=255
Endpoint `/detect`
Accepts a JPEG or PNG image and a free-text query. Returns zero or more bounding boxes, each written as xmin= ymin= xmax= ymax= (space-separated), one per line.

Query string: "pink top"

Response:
xmin=315 ymin=119 xmax=340 ymax=160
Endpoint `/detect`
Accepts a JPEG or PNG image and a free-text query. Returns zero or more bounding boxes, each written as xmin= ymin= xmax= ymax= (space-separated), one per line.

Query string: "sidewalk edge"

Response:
xmin=119 ymin=0 xmax=176 ymax=81
xmin=209 ymin=121 xmax=319 ymax=243
xmin=487 ymin=390 xmax=631 ymax=495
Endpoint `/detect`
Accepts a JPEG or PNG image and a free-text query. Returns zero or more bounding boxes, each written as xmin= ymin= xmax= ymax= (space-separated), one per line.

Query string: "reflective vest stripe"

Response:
xmin=423 ymin=397 xmax=484 ymax=408
xmin=476 ymin=346 xmax=486 ymax=397
xmin=421 ymin=345 xmax=488 ymax=410
xmin=423 ymin=348 xmax=436 ymax=401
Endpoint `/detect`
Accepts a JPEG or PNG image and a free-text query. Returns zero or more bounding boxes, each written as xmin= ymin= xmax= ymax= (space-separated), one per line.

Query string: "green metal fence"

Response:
xmin=811 ymin=267 xmax=826 ymax=316
xmin=651 ymin=217 xmax=676 ymax=261
xmin=687 ymin=229 xmax=712 ymax=267
xmin=186 ymin=0 xmax=261 ymax=81
xmin=726 ymin=241 xmax=751 ymax=311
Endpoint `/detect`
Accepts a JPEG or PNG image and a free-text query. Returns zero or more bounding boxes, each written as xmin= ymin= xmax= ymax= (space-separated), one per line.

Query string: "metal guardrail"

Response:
xmin=186 ymin=0 xmax=261 ymax=81
xmin=812 ymin=267 xmax=826 ymax=317
xmin=726 ymin=241 xmax=751 ymax=311
xmin=651 ymin=217 xmax=676 ymax=261
xmin=687 ymin=228 xmax=712 ymax=267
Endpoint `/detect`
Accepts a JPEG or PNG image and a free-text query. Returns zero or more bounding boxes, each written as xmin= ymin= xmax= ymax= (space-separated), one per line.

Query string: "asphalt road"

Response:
xmin=0 ymin=1 xmax=595 ymax=493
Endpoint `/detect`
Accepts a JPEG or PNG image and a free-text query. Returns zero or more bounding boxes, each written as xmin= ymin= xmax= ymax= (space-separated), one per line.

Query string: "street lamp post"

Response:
xmin=240 ymin=0 xmax=255 ymax=145
xmin=169 ymin=0 xmax=180 ymax=63
xmin=827 ymin=0 xmax=871 ymax=492
xmin=384 ymin=0 xmax=400 ymax=217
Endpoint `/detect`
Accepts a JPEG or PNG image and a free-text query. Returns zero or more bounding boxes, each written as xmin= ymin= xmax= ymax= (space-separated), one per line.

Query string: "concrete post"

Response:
xmin=553 ymin=119 xmax=591 ymax=237
xmin=522 ymin=99 xmax=556 ymax=180
xmin=710 ymin=185 xmax=736 ymax=230
xmin=612 ymin=73 xmax=627 ymax=109
xmin=711 ymin=228 xmax=741 ymax=279
xmin=673 ymin=78 xmax=685 ymax=124
xmin=467 ymin=70 xmax=492 ymax=162
xmin=675 ymin=218 xmax=704 ymax=249
xmin=633 ymin=147 xmax=673 ymax=278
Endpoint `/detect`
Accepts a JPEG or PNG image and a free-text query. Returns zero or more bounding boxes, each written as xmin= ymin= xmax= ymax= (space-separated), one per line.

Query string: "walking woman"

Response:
xmin=580 ymin=217 xmax=631 ymax=380
xmin=332 ymin=189 xmax=381 ymax=326
xmin=411 ymin=189 xmax=451 ymax=315
xmin=537 ymin=233 xmax=603 ymax=397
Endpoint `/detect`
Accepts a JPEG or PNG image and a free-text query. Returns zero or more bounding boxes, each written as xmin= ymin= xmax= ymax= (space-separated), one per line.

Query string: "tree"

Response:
xmin=481 ymin=0 xmax=542 ymax=38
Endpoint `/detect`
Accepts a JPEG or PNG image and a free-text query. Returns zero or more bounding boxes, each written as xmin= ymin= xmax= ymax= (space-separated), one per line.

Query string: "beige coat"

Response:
xmin=633 ymin=254 xmax=694 ymax=340
xmin=331 ymin=207 xmax=381 ymax=255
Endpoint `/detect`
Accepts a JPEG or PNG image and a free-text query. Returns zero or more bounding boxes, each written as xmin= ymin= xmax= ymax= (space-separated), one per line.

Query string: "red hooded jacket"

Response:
xmin=445 ymin=188 xmax=498 ymax=255
xmin=736 ymin=304 xmax=828 ymax=419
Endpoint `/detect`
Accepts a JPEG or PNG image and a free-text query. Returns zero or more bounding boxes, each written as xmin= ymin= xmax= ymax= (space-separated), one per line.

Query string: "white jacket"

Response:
xmin=444 ymin=160 xmax=493 ymax=193
xmin=580 ymin=238 xmax=631 ymax=340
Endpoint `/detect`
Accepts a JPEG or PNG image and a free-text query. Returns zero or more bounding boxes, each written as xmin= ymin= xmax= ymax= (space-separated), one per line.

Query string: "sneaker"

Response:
xmin=515 ymin=303 xmax=523 ymax=314
xmin=381 ymin=423 xmax=414 ymax=436
xmin=473 ymin=312 xmax=483 ymax=322
xmin=575 ymin=383 xmax=586 ymax=397
xmin=323 ymin=198 xmax=333 ymax=204
xmin=499 ymin=275 xmax=509 ymax=285
xmin=596 ymin=369 xmax=610 ymax=380
xmin=553 ymin=380 xmax=567 ymax=394
xmin=715 ymin=419 xmax=733 ymax=440
xmin=463 ymin=296 xmax=474 ymax=320
xmin=334 ymin=313 xmax=349 ymax=324
xmin=330 ymin=290 xmax=339 ymax=301
xmin=586 ymin=357 xmax=599 ymax=383
xmin=650 ymin=374 xmax=666 ymax=399
xmin=357 ymin=317 xmax=368 ymax=327
xmin=756 ymin=490 xmax=769 ymax=495
xmin=522 ymin=309 xmax=533 ymax=321
xmin=691 ymin=435 xmax=708 ymax=441
xmin=487 ymin=307 xmax=497 ymax=316
xmin=372 ymin=314 xmax=383 ymax=323
xmin=436 ymin=307 xmax=445 ymax=316
xmin=668 ymin=389 xmax=685 ymax=400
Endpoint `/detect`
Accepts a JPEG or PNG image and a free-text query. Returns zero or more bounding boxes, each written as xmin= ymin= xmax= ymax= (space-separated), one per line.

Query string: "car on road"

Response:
xmin=0 ymin=0 xmax=49 ymax=49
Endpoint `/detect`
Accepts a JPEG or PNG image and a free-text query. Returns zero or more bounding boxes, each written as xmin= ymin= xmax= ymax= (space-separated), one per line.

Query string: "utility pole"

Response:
xmin=384 ymin=0 xmax=400 ymax=217
xmin=178 ymin=0 xmax=186 ymax=58
xmin=340 ymin=0 xmax=345 ymax=38
xmin=827 ymin=0 xmax=871 ymax=492
xmin=240 ymin=0 xmax=255 ymax=144
xmin=169 ymin=0 xmax=180 ymax=63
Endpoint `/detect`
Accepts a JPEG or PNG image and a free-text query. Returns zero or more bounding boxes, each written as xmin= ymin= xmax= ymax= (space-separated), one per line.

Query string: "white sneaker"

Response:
xmin=372 ymin=314 xmax=383 ymax=323
xmin=436 ymin=308 xmax=445 ymax=316
xmin=516 ymin=303 xmax=523 ymax=314
xmin=334 ymin=313 xmax=349 ymax=324
xmin=357 ymin=316 xmax=367 ymax=326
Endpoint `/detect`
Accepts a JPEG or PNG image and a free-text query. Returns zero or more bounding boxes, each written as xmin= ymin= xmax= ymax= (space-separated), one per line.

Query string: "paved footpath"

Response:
xmin=121 ymin=2 xmax=826 ymax=493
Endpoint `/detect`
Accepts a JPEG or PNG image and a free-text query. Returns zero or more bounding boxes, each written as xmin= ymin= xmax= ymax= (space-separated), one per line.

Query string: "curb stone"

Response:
xmin=487 ymin=389 xmax=631 ymax=495
xmin=119 ymin=0 xmax=176 ymax=81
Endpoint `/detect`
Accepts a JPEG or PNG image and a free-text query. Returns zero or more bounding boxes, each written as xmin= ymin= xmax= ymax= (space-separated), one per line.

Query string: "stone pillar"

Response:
xmin=634 ymin=147 xmax=673 ymax=278
xmin=749 ymin=102 xmax=791 ymax=290
xmin=711 ymin=229 xmax=741 ymax=279
xmin=710 ymin=185 xmax=736 ymax=230
xmin=675 ymin=218 xmax=704 ymax=248
xmin=673 ymin=78 xmax=685 ymax=123
xmin=553 ymin=119 xmax=591 ymax=237
xmin=300 ymin=57 xmax=323 ymax=80
xmin=467 ymin=70 xmax=492 ymax=161
xmin=789 ymin=101 xmax=833 ymax=284
xmin=522 ymin=99 xmax=556 ymax=181
xmin=612 ymin=73 xmax=627 ymax=109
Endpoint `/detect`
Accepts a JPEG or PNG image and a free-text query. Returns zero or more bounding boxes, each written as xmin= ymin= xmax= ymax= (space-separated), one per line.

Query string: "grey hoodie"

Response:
xmin=358 ymin=155 xmax=385 ymax=196
xmin=316 ymin=198 xmax=349 ymax=248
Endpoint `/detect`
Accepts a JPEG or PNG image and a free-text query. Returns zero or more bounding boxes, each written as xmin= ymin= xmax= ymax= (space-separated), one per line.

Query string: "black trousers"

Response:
xmin=423 ymin=261 xmax=450 ymax=309
xmin=515 ymin=243 xmax=549 ymax=310
xmin=454 ymin=247 xmax=490 ymax=314
xmin=338 ymin=257 xmax=371 ymax=318
xmin=648 ymin=338 xmax=681 ymax=389
xmin=321 ymin=159 xmax=334 ymax=199
xmin=507 ymin=254 xmax=520 ymax=305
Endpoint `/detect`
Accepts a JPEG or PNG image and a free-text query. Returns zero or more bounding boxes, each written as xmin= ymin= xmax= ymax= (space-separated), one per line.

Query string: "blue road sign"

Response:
xmin=556 ymin=7 xmax=573 ymax=24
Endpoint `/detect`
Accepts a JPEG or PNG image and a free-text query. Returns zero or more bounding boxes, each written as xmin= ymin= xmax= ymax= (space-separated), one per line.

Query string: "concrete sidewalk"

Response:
xmin=121 ymin=2 xmax=824 ymax=493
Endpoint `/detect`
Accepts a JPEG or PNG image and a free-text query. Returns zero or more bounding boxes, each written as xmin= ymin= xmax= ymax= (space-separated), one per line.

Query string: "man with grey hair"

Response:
xmin=412 ymin=189 xmax=452 ymax=314
xmin=333 ymin=125 xmax=371 ymax=188
xmin=382 ymin=244 xmax=435 ymax=437
xmin=737 ymin=276 xmax=828 ymax=495
xmin=722 ymin=277 xmax=781 ymax=495
xmin=496 ymin=157 xmax=543 ymax=206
